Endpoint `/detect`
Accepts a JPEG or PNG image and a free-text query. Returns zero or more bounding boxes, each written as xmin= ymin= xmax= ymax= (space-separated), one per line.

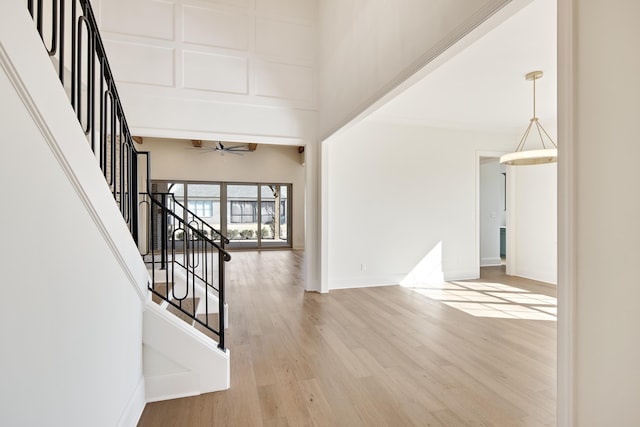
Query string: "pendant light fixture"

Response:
xmin=500 ymin=71 xmax=557 ymax=165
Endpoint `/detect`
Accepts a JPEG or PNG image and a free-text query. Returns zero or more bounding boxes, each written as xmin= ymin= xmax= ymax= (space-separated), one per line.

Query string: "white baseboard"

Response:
xmin=117 ymin=377 xmax=146 ymax=427
xmin=329 ymin=275 xmax=403 ymax=290
xmin=480 ymin=257 xmax=502 ymax=267
xmin=328 ymin=269 xmax=483 ymax=290
xmin=443 ymin=270 xmax=479 ymax=281
xmin=145 ymin=372 xmax=200 ymax=403
xmin=511 ymin=269 xmax=557 ymax=286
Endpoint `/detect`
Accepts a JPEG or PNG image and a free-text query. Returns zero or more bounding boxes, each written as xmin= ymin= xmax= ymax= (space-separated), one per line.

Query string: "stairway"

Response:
xmin=149 ymin=269 xmax=228 ymax=344
xmin=25 ymin=0 xmax=232 ymax=402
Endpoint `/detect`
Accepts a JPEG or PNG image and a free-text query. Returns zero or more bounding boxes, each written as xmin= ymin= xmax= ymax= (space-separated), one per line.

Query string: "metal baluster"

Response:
xmin=218 ymin=249 xmax=226 ymax=350
xmin=70 ymin=0 xmax=76 ymax=109
xmin=48 ymin=0 xmax=58 ymax=56
xmin=58 ymin=0 xmax=64 ymax=82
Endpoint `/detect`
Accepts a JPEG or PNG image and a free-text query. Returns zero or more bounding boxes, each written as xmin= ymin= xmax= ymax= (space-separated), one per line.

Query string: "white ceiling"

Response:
xmin=367 ymin=0 xmax=557 ymax=135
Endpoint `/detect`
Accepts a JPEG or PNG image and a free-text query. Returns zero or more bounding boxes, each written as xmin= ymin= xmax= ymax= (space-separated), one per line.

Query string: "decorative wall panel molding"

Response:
xmin=98 ymin=0 xmax=317 ymax=138
xmin=104 ymin=40 xmax=175 ymax=87
xmin=183 ymin=6 xmax=250 ymax=50
xmin=101 ymin=0 xmax=175 ymax=40
xmin=255 ymin=18 xmax=314 ymax=63
xmin=255 ymin=60 xmax=313 ymax=102
xmin=183 ymin=51 xmax=248 ymax=94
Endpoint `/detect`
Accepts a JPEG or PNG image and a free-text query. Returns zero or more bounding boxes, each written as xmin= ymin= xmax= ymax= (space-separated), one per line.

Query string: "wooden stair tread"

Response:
xmin=150 ymin=282 xmax=173 ymax=304
xmin=166 ymin=297 xmax=200 ymax=326
xmin=195 ymin=313 xmax=220 ymax=341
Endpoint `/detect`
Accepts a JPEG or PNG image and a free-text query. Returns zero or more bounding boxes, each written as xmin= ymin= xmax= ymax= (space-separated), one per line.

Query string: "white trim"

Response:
xmin=116 ymin=377 xmax=146 ymax=427
xmin=144 ymin=372 xmax=200 ymax=403
xmin=320 ymin=0 xmax=534 ymax=142
xmin=0 ymin=43 xmax=148 ymax=302
xmin=512 ymin=270 xmax=557 ymax=286
xmin=129 ymin=126 xmax=306 ymax=147
xmin=320 ymin=139 xmax=330 ymax=294
xmin=480 ymin=257 xmax=502 ymax=267
xmin=557 ymin=0 xmax=575 ymax=424
xmin=475 ymin=150 xmax=508 ymax=278
xmin=304 ymin=139 xmax=322 ymax=292
xmin=143 ymin=301 xmax=231 ymax=402
xmin=443 ymin=270 xmax=479 ymax=282
xmin=505 ymin=164 xmax=517 ymax=276
xmin=329 ymin=269 xmax=479 ymax=290
xmin=329 ymin=277 xmax=402 ymax=290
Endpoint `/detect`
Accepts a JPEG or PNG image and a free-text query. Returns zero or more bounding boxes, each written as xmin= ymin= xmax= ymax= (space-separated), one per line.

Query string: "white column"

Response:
xmin=304 ymin=138 xmax=322 ymax=292
xmin=559 ymin=0 xmax=640 ymax=425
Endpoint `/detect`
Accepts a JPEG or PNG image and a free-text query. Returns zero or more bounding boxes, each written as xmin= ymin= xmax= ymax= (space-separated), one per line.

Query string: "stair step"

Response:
xmin=149 ymin=278 xmax=222 ymax=343
xmin=151 ymin=282 xmax=173 ymax=304
xmin=195 ymin=313 xmax=220 ymax=341
xmin=167 ymin=297 xmax=200 ymax=326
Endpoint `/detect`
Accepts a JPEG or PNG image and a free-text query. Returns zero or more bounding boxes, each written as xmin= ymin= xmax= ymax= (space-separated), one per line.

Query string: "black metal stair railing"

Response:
xmin=146 ymin=193 xmax=231 ymax=349
xmin=148 ymin=192 xmax=230 ymax=273
xmin=28 ymin=0 xmax=143 ymax=239
xmin=27 ymin=0 xmax=230 ymax=349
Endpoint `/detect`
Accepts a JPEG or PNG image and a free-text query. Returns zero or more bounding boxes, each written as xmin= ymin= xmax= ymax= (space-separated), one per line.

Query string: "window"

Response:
xmin=230 ymin=201 xmax=257 ymax=223
xmin=188 ymin=200 xmax=213 ymax=217
xmin=152 ymin=180 xmax=292 ymax=248
xmin=261 ymin=201 xmax=286 ymax=224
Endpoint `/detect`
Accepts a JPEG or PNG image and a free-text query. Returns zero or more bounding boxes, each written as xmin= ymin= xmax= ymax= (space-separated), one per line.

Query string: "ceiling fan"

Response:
xmin=188 ymin=140 xmax=257 ymax=155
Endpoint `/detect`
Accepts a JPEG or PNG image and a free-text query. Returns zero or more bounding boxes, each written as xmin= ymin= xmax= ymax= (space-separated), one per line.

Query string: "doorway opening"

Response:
xmin=479 ymin=156 xmax=507 ymax=270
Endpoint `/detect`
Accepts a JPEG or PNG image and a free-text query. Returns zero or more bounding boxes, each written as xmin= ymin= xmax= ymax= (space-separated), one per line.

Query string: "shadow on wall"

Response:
xmin=400 ymin=241 xmax=444 ymax=287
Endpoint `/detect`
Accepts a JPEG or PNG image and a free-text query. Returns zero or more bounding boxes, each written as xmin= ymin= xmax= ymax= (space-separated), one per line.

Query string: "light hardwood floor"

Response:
xmin=138 ymin=251 xmax=556 ymax=426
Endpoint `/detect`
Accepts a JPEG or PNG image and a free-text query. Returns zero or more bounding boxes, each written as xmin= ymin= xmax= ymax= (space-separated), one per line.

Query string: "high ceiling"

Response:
xmin=367 ymin=0 xmax=557 ymax=134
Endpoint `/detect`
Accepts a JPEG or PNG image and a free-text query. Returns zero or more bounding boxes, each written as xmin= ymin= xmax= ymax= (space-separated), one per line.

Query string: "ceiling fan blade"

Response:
xmin=185 ymin=141 xmax=252 ymax=155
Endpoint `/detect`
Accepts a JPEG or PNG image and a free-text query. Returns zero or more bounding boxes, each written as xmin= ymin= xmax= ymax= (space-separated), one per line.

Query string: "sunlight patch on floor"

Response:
xmin=411 ymin=281 xmax=557 ymax=321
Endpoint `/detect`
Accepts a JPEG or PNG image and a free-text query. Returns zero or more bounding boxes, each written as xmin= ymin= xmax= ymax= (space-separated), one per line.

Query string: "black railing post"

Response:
xmin=58 ymin=0 xmax=65 ymax=82
xmin=218 ymin=249 xmax=226 ymax=350
xmin=28 ymin=1 xmax=231 ymax=350
xmin=130 ymin=150 xmax=139 ymax=244
xmin=160 ymin=193 xmax=168 ymax=270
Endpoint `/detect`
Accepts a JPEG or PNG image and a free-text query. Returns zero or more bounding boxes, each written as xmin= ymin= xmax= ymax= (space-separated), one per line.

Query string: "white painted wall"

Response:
xmin=559 ymin=0 xmax=640 ymax=425
xmin=0 ymin=3 xmax=147 ymax=425
xmin=317 ymin=0 xmax=511 ymax=138
xmin=143 ymin=302 xmax=230 ymax=402
xmin=96 ymin=0 xmax=321 ymax=290
xmin=140 ymin=138 xmax=306 ymax=249
xmin=479 ymin=158 xmax=503 ymax=266
xmin=507 ymin=162 xmax=557 ymax=284
xmin=326 ymin=122 xmax=514 ymax=289
xmin=97 ymin=0 xmax=317 ymax=143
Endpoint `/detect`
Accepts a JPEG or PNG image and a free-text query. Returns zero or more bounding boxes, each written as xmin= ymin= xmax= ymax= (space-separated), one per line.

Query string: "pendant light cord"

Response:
xmin=513 ymin=72 xmax=557 ymax=152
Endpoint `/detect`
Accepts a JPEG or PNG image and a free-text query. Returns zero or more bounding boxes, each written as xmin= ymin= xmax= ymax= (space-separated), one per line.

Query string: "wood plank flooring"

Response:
xmin=138 ymin=251 xmax=556 ymax=426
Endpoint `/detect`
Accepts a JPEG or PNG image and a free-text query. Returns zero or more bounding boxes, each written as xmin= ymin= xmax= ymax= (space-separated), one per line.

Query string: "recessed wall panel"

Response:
xmin=183 ymin=51 xmax=248 ymax=94
xmin=194 ymin=0 xmax=251 ymax=8
xmin=183 ymin=6 xmax=250 ymax=50
xmin=255 ymin=18 xmax=313 ymax=62
xmin=256 ymin=0 xmax=315 ymax=23
xmin=255 ymin=60 xmax=313 ymax=102
xmin=104 ymin=41 xmax=175 ymax=87
xmin=101 ymin=0 xmax=175 ymax=40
